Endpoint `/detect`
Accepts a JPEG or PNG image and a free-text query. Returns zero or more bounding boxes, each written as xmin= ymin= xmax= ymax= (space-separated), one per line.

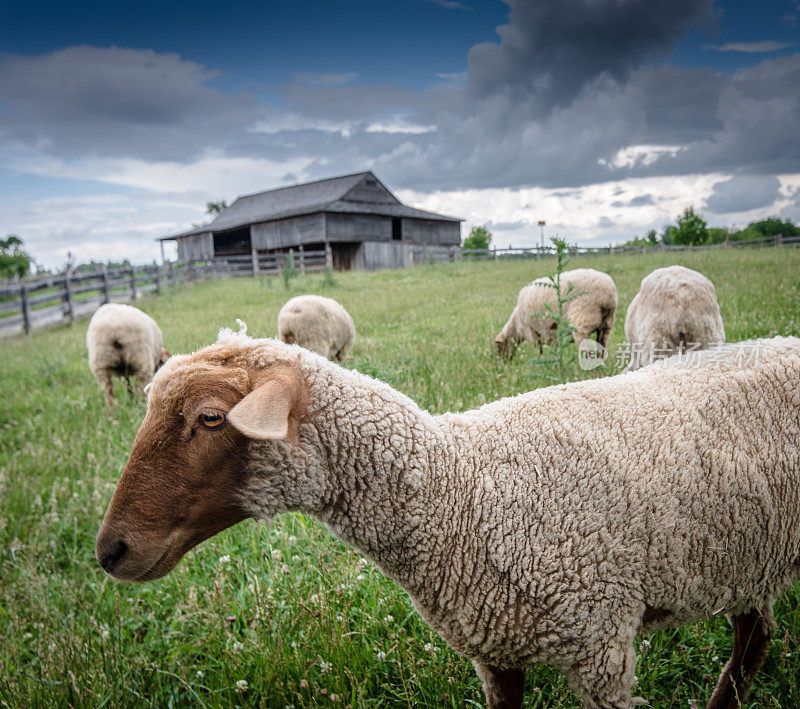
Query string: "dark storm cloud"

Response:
xmin=705 ymin=175 xmax=782 ymax=213
xmin=0 ymin=46 xmax=263 ymax=162
xmin=1 ymin=0 xmax=799 ymax=198
xmin=467 ymin=0 xmax=716 ymax=108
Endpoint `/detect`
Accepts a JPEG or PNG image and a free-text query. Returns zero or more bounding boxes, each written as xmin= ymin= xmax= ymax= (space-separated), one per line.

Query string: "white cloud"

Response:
xmin=398 ymin=173 xmax=759 ymax=247
xmin=599 ymin=144 xmax=686 ymax=170
xmin=365 ymin=119 xmax=437 ymax=134
xmin=5 ymin=150 xmax=314 ymax=196
xmin=706 ymin=41 xmax=795 ymax=53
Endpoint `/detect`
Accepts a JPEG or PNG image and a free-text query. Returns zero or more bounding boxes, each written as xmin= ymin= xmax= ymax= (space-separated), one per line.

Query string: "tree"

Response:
xmin=671 ymin=207 xmax=708 ymax=246
xmin=462 ymin=225 xmax=492 ymax=250
xmin=744 ymin=217 xmax=799 ymax=238
xmin=205 ymin=199 xmax=228 ymax=217
xmin=0 ymin=235 xmax=32 ymax=279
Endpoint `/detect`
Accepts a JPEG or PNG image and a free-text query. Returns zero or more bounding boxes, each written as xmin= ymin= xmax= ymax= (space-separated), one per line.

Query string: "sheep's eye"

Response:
xmin=199 ymin=411 xmax=226 ymax=429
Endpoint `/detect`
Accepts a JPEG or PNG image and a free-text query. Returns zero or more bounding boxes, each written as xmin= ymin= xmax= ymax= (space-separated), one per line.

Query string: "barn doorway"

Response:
xmin=392 ymin=218 xmax=402 ymax=241
xmin=332 ymin=243 xmax=359 ymax=270
xmin=213 ymin=228 xmax=252 ymax=256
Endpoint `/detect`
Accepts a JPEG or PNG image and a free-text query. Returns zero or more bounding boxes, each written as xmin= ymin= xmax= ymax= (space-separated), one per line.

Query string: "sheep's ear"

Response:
xmin=228 ymin=377 xmax=296 ymax=440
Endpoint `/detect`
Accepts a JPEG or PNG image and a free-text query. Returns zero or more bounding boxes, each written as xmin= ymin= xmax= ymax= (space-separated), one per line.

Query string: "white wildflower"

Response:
xmin=376 ymin=651 xmax=387 ymax=661
xmin=196 ymin=670 xmax=204 ymax=678
xmin=235 ymin=679 xmax=248 ymax=692
xmin=319 ymin=660 xmax=332 ymax=674
xmin=638 ymin=639 xmax=651 ymax=654
xmin=384 ymin=615 xmax=394 ymax=623
xmin=232 ymin=641 xmax=244 ymax=654
xmin=423 ymin=642 xmax=439 ymax=653
xmin=356 ymin=574 xmax=365 ymax=582
xmin=218 ymin=554 xmax=231 ymax=565
xmin=271 ymin=549 xmax=282 ymax=561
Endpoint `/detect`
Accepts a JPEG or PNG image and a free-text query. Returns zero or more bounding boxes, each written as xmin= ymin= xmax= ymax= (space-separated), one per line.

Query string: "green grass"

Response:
xmin=1 ymin=249 xmax=799 ymax=708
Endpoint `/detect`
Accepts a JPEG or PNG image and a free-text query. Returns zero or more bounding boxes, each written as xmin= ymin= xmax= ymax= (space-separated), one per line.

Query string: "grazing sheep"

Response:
xmin=86 ymin=303 xmax=169 ymax=409
xmin=494 ymin=268 xmax=617 ymax=359
xmin=277 ymin=294 xmax=355 ymax=362
xmin=96 ymin=334 xmax=800 ymax=709
xmin=624 ymin=265 xmax=725 ymax=370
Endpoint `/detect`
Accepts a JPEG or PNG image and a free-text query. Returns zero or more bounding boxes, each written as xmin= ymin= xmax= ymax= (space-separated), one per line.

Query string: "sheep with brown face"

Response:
xmin=494 ymin=268 xmax=617 ymax=360
xmin=86 ymin=303 xmax=170 ymax=410
xmin=96 ymin=332 xmax=800 ymax=708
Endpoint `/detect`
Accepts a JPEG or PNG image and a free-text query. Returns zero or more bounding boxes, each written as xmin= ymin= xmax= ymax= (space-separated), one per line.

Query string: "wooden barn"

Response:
xmin=160 ymin=171 xmax=462 ymax=270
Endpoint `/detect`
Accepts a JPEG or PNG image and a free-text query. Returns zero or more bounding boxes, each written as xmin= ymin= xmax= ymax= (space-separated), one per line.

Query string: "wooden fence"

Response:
xmin=460 ymin=233 xmax=800 ymax=261
xmin=0 ymin=247 xmax=330 ymax=338
xmin=3 ymin=235 xmax=798 ymax=338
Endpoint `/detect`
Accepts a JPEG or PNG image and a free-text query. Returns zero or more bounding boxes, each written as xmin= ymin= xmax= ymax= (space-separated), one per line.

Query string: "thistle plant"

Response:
xmin=530 ymin=237 xmax=583 ymax=383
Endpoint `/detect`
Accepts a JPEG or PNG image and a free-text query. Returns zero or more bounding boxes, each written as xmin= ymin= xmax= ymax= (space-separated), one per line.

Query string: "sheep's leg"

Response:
xmin=706 ymin=608 xmax=772 ymax=709
xmin=472 ymin=661 xmax=525 ymax=709
xmin=96 ymin=369 xmax=115 ymax=410
xmin=597 ymin=325 xmax=611 ymax=350
xmin=567 ymin=636 xmax=636 ymax=709
xmin=133 ymin=372 xmax=151 ymax=398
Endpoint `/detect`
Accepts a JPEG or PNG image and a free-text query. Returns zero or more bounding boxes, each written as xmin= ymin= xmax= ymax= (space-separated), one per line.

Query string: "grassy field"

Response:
xmin=1 ymin=248 xmax=799 ymax=708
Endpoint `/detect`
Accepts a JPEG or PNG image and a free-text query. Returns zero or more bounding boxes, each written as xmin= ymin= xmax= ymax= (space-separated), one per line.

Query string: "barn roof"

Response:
xmin=163 ymin=171 xmax=461 ymax=241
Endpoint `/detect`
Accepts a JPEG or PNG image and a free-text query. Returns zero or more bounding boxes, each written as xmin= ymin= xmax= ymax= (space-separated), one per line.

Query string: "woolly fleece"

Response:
xmin=149 ymin=333 xmax=800 ymax=707
xmin=277 ymin=294 xmax=355 ymax=361
xmin=625 ymin=265 xmax=725 ymax=370
xmin=496 ymin=268 xmax=617 ymax=356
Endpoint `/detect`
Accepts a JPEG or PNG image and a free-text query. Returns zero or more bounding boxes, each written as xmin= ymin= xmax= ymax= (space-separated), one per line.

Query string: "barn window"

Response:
xmin=392 ymin=218 xmax=402 ymax=240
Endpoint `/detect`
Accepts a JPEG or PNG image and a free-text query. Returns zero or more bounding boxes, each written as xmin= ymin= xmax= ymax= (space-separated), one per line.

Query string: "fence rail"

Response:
xmin=459 ymin=233 xmax=800 ymax=261
xmin=2 ymin=234 xmax=798 ymax=339
xmin=0 ymin=247 xmax=330 ymax=338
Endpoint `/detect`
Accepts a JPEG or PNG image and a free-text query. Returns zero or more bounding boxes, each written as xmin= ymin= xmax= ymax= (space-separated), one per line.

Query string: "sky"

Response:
xmin=1 ymin=0 xmax=799 ymax=269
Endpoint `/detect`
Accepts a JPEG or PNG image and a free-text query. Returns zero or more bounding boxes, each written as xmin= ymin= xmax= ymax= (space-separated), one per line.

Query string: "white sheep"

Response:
xmin=624 ymin=265 xmax=725 ymax=370
xmin=97 ymin=333 xmax=800 ymax=708
xmin=277 ymin=294 xmax=355 ymax=362
xmin=494 ymin=268 xmax=618 ymax=358
xmin=86 ymin=303 xmax=169 ymax=409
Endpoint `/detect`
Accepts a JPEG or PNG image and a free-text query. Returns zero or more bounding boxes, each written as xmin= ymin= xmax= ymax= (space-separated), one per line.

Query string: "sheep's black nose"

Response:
xmin=99 ymin=539 xmax=128 ymax=573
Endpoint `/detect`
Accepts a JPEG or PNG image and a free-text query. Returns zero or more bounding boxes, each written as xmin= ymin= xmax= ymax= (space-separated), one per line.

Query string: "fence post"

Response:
xmin=251 ymin=241 xmax=259 ymax=278
xmin=101 ymin=264 xmax=111 ymax=303
xmin=325 ymin=243 xmax=333 ymax=270
xmin=776 ymin=233 xmax=783 ymax=248
xmin=298 ymin=244 xmax=305 ymax=274
xmin=129 ymin=265 xmax=137 ymax=300
xmin=64 ymin=267 xmax=75 ymax=323
xmin=153 ymin=260 xmax=162 ymax=294
xmin=20 ymin=281 xmax=32 ymax=334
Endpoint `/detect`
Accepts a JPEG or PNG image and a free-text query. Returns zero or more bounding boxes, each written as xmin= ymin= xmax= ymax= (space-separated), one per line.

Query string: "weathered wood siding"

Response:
xmin=355 ymin=241 xmax=412 ymax=271
xmin=326 ymin=213 xmax=392 ymax=243
xmin=340 ymin=175 xmax=401 ymax=205
xmin=401 ymin=218 xmax=460 ymax=246
xmin=251 ymin=213 xmax=326 ymax=250
xmin=177 ymin=233 xmax=213 ymax=261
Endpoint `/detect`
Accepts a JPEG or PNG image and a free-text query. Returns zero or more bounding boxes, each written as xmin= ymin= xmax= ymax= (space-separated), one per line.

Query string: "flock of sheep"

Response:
xmin=86 ymin=263 xmax=799 ymax=709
